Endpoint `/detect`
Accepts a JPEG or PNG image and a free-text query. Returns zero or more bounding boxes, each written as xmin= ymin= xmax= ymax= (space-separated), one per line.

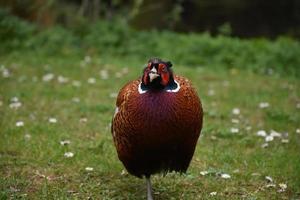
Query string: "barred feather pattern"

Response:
xmin=111 ymin=75 xmax=203 ymax=178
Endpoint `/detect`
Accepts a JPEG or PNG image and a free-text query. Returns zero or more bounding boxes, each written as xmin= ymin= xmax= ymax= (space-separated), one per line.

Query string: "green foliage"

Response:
xmin=83 ymin=20 xmax=130 ymax=53
xmin=26 ymin=26 xmax=80 ymax=55
xmin=80 ymin=22 xmax=300 ymax=77
xmin=0 ymin=14 xmax=299 ymax=76
xmin=0 ymin=8 xmax=36 ymax=53
xmin=217 ymin=22 xmax=232 ymax=36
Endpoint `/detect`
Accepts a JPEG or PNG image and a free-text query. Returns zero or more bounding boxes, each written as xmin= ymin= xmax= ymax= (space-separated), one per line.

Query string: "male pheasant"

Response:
xmin=111 ymin=58 xmax=203 ymax=199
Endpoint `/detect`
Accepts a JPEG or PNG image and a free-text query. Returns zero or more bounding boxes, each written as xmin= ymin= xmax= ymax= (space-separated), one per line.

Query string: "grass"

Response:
xmin=0 ymin=52 xmax=299 ymax=200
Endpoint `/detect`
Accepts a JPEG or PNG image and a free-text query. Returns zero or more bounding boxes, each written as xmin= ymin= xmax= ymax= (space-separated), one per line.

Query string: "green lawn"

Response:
xmin=0 ymin=53 xmax=299 ymax=199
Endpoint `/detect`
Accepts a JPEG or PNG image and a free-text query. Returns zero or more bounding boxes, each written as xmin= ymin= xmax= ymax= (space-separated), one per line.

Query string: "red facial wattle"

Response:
xmin=158 ymin=63 xmax=169 ymax=86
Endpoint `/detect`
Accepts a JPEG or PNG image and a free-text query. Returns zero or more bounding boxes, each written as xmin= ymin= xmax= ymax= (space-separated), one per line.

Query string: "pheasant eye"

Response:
xmin=159 ymin=64 xmax=167 ymax=72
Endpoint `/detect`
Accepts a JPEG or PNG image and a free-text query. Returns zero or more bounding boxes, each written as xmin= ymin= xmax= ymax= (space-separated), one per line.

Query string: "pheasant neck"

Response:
xmin=140 ymin=77 xmax=177 ymax=92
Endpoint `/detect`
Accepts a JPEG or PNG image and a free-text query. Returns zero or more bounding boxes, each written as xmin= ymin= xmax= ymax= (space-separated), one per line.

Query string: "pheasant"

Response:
xmin=111 ymin=58 xmax=203 ymax=199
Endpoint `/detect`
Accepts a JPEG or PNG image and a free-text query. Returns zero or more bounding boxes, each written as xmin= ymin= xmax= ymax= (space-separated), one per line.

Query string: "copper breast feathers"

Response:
xmin=112 ymin=75 xmax=203 ymax=177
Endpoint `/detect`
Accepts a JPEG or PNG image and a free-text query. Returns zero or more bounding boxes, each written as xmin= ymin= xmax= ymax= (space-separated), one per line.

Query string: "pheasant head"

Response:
xmin=141 ymin=58 xmax=174 ymax=90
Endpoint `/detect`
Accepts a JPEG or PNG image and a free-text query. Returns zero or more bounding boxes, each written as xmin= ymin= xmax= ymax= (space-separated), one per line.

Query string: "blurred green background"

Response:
xmin=0 ymin=0 xmax=300 ymax=76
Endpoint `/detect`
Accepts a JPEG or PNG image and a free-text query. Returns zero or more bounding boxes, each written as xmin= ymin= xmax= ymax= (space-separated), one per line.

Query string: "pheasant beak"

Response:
xmin=149 ymin=68 xmax=160 ymax=82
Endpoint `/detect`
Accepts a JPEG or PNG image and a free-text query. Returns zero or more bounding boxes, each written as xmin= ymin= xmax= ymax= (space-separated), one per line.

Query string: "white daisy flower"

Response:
xmin=231 ymin=118 xmax=239 ymax=124
xmin=232 ymin=108 xmax=240 ymax=115
xmin=9 ymin=102 xmax=22 ymax=109
xmin=200 ymin=171 xmax=209 ymax=176
xmin=79 ymin=118 xmax=88 ymax=123
xmin=210 ymin=135 xmax=217 ymax=140
xmin=84 ymin=56 xmax=91 ymax=63
xmin=72 ymin=80 xmax=81 ymax=87
xmin=42 ymin=73 xmax=54 ymax=82
xmin=71 ymin=97 xmax=80 ymax=103
xmin=265 ymin=135 xmax=274 ymax=142
xmin=270 ymin=130 xmax=282 ymax=138
xmin=266 ymin=184 xmax=276 ymax=188
xmin=265 ymin=176 xmax=273 ymax=182
xmin=11 ymin=97 xmax=19 ymax=102
xmin=85 ymin=167 xmax=94 ymax=171
xmin=256 ymin=130 xmax=267 ymax=137
xmin=16 ymin=121 xmax=24 ymax=127
xmin=57 ymin=75 xmax=69 ymax=83
xmin=220 ymin=173 xmax=231 ymax=179
xmin=64 ymin=152 xmax=74 ymax=158
xmin=278 ymin=183 xmax=287 ymax=192
xmin=87 ymin=77 xmax=96 ymax=84
xmin=49 ymin=118 xmax=57 ymax=123
xmin=24 ymin=134 xmax=31 ymax=140
xmin=261 ymin=143 xmax=269 ymax=148
xmin=209 ymin=192 xmax=217 ymax=196
xmin=207 ymin=89 xmax=215 ymax=96
xmin=230 ymin=127 xmax=239 ymax=133
xmin=2 ymin=68 xmax=11 ymax=78
xmin=259 ymin=102 xmax=270 ymax=108
xmin=281 ymin=139 xmax=289 ymax=143
xmin=251 ymin=173 xmax=260 ymax=176
xmin=60 ymin=140 xmax=71 ymax=146
xmin=100 ymin=69 xmax=109 ymax=80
